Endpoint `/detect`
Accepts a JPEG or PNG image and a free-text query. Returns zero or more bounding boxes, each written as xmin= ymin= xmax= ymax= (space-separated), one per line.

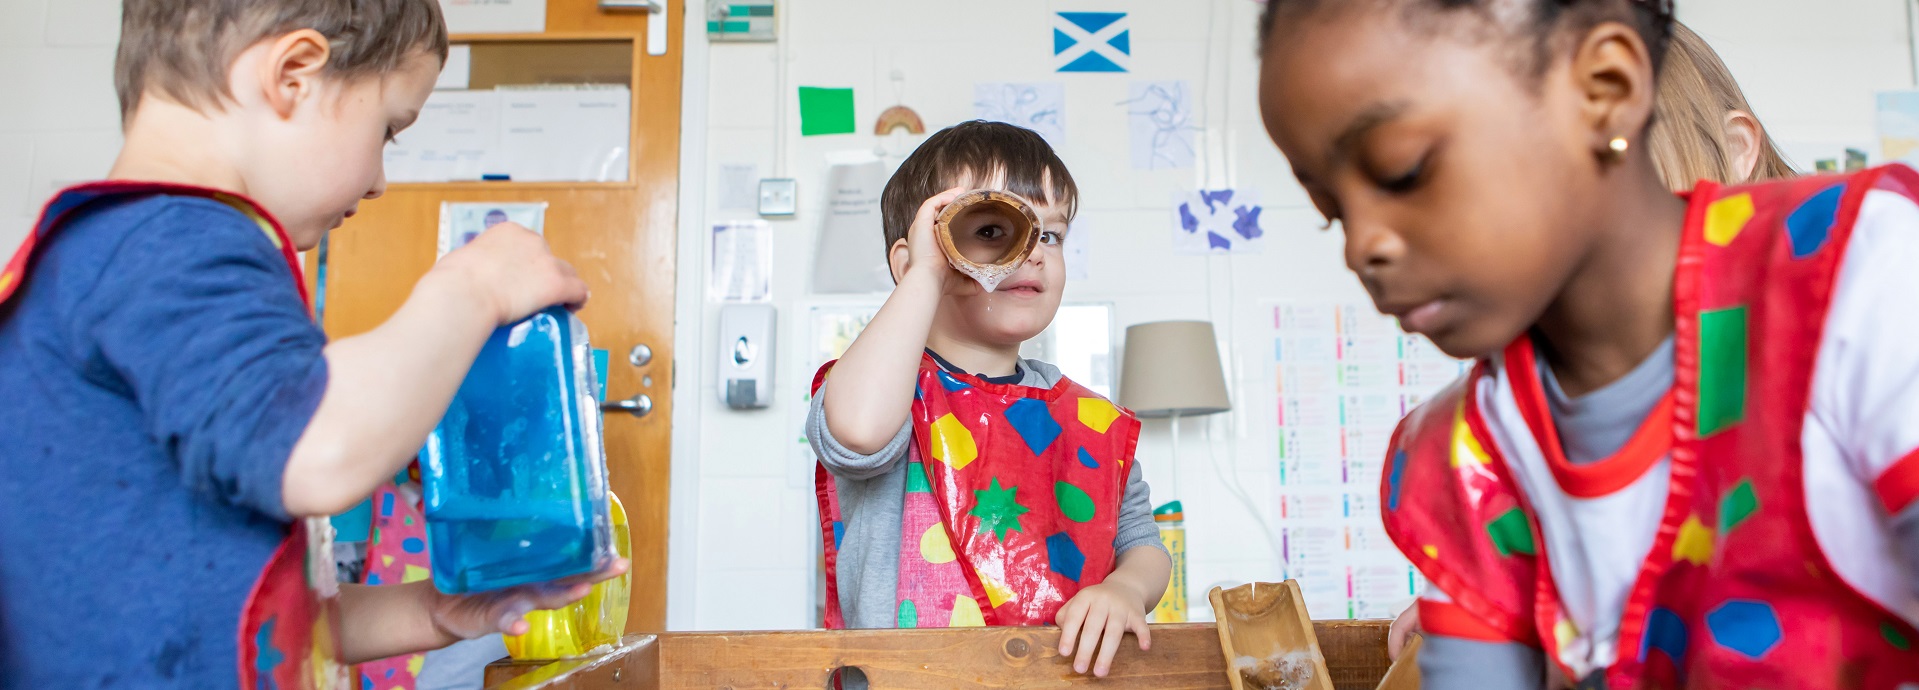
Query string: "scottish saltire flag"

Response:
xmin=1054 ymin=12 xmax=1130 ymax=73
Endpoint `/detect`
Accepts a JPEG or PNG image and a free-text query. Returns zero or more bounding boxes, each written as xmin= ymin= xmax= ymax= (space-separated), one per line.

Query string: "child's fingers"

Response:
xmin=549 ymin=260 xmax=591 ymax=309
xmin=545 ymin=559 xmax=629 ymax=594
xmin=911 ymin=187 xmax=968 ymax=232
xmin=568 ymin=558 xmax=631 ymax=586
xmin=480 ymin=221 xmax=534 ymax=239
xmin=499 ymin=585 xmax=585 ymax=619
xmin=1132 ymin=613 xmax=1153 ymax=651
xmin=529 ymin=583 xmax=596 ymax=610
xmin=493 ymin=599 xmax=537 ymax=633
xmin=1073 ymin=607 xmax=1109 ymax=674
xmin=927 ymin=186 xmax=966 ymax=212
xmin=1093 ymin=614 xmax=1129 ymax=677
xmin=1386 ymin=606 xmax=1418 ymax=661
xmin=1056 ymin=600 xmax=1087 ymax=655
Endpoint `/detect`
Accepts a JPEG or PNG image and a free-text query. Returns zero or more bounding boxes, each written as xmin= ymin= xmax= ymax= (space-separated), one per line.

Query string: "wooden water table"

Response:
xmin=482 ymin=620 xmax=1400 ymax=690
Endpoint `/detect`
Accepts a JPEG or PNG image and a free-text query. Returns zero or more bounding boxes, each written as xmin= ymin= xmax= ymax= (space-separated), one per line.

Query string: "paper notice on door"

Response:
xmin=711 ymin=220 xmax=773 ymax=302
xmin=437 ymin=0 xmax=546 ymax=34
xmin=383 ymin=86 xmax=630 ymax=183
xmin=384 ymin=90 xmax=501 ymax=183
xmin=811 ymin=156 xmax=894 ymax=294
xmin=497 ymin=86 xmax=631 ymax=182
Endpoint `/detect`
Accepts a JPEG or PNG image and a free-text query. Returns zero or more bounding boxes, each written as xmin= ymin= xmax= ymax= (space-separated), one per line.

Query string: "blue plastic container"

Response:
xmin=421 ymin=307 xmax=614 ymax=594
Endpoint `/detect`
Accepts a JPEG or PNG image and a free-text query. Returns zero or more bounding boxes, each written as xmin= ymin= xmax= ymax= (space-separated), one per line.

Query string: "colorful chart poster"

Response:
xmin=1270 ymin=303 xmax=1466 ymax=619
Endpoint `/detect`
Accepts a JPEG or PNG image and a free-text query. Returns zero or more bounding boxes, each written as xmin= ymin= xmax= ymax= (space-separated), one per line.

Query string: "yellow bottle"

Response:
xmin=504 ymin=492 xmax=632 ymax=659
xmin=1152 ymin=501 xmax=1187 ymax=623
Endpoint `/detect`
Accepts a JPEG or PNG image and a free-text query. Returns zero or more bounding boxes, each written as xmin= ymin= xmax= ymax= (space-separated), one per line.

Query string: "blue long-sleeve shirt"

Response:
xmin=0 ymin=194 xmax=328 ymax=688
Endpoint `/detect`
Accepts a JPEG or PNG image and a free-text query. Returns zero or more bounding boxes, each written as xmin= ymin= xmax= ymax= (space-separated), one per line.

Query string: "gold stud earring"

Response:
xmin=1608 ymin=136 xmax=1631 ymax=159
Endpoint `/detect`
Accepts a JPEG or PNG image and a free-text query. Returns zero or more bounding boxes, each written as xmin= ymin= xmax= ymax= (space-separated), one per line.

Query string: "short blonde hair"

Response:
xmin=115 ymin=0 xmax=449 ymax=121
xmin=1647 ymin=22 xmax=1794 ymax=190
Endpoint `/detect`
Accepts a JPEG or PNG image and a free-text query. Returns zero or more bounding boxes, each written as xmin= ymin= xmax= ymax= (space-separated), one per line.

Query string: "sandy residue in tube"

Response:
xmin=1234 ymin=651 xmax=1314 ymax=690
xmin=959 ymin=261 xmax=1018 ymax=292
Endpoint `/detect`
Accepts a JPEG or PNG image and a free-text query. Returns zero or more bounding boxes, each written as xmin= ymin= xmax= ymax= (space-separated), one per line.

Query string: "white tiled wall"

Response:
xmin=6 ymin=0 xmax=1912 ymax=633
xmin=1 ymin=0 xmax=123 ymax=249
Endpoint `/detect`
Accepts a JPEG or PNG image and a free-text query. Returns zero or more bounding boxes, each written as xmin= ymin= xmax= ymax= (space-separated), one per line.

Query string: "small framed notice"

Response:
xmin=438 ymin=202 xmax=548 ymax=258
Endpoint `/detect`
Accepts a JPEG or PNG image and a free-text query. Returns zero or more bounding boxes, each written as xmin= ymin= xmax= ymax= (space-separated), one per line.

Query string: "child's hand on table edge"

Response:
xmin=429 ymin=558 xmax=631 ymax=640
xmin=1387 ymin=604 xmax=1420 ymax=661
xmin=1055 ymin=582 xmax=1153 ymax=678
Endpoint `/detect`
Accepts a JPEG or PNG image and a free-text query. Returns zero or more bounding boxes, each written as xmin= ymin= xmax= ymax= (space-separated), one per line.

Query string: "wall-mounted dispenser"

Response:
xmin=718 ymin=304 xmax=776 ymax=409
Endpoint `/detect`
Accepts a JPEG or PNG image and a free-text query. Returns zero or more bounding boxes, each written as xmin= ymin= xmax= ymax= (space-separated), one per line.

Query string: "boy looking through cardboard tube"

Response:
xmin=809 ymin=120 xmax=1172 ymax=679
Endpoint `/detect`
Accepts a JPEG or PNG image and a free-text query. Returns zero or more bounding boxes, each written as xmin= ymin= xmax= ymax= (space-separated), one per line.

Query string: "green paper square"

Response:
xmin=798 ymin=87 xmax=856 ymax=136
xmin=1698 ymin=306 xmax=1749 ymax=437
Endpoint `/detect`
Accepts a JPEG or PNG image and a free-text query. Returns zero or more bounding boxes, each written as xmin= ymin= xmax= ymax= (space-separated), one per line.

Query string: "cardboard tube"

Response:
xmin=933 ymin=189 xmax=1042 ymax=292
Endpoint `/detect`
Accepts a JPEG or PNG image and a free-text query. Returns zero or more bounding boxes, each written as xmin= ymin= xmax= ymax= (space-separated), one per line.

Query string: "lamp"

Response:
xmin=1118 ymin=321 xmax=1232 ymax=501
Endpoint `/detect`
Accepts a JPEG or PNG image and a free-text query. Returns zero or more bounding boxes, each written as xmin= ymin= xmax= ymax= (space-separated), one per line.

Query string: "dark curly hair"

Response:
xmin=1258 ymin=0 xmax=1675 ymax=76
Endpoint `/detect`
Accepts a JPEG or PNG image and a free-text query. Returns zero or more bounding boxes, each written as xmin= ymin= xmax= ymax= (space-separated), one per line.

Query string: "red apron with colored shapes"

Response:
xmin=1382 ymin=166 xmax=1919 ymax=688
xmin=4 ymin=182 xmax=348 ymax=690
xmin=814 ymin=356 xmax=1139 ymax=628
xmin=360 ymin=465 xmax=431 ymax=689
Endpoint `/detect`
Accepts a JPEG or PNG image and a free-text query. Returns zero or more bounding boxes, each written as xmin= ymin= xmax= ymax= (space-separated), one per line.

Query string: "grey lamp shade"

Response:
xmin=1118 ymin=320 xmax=1231 ymax=418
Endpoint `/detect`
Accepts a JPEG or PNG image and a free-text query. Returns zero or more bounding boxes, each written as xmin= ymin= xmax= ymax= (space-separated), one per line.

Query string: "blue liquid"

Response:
xmin=422 ymin=308 xmax=613 ymax=594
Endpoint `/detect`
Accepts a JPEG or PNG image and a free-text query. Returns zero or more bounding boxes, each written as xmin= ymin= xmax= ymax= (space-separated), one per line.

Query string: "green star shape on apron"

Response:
xmin=970 ymin=478 xmax=1030 ymax=542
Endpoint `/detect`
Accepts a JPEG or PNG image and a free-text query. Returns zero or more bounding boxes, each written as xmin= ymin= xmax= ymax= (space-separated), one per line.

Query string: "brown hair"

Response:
xmin=115 ymin=0 xmax=449 ymax=120
xmin=880 ymin=120 xmax=1079 ymax=255
xmin=1647 ymin=22 xmax=1794 ymax=189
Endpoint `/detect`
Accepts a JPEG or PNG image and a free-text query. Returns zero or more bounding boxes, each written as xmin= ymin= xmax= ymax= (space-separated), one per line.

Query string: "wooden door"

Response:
xmin=308 ymin=0 xmax=681 ymax=632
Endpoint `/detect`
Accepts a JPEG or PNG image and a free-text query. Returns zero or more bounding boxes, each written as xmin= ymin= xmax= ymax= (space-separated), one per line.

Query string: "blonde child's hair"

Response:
xmin=1647 ymin=22 xmax=1795 ymax=190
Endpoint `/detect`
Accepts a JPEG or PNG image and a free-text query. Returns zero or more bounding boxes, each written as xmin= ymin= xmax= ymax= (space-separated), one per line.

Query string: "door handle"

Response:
xmin=602 ymin=393 xmax=654 ymax=418
xmin=598 ymin=0 xmax=669 ymax=56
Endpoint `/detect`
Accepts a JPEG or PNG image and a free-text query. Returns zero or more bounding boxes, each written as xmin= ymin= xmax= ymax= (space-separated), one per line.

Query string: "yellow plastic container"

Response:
xmin=503 ymin=492 xmax=632 ymax=659
xmin=1152 ymin=501 xmax=1187 ymax=623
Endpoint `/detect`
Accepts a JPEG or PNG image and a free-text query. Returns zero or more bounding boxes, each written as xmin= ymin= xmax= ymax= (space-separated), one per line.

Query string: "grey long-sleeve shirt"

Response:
xmin=808 ymin=356 xmax=1166 ymax=629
